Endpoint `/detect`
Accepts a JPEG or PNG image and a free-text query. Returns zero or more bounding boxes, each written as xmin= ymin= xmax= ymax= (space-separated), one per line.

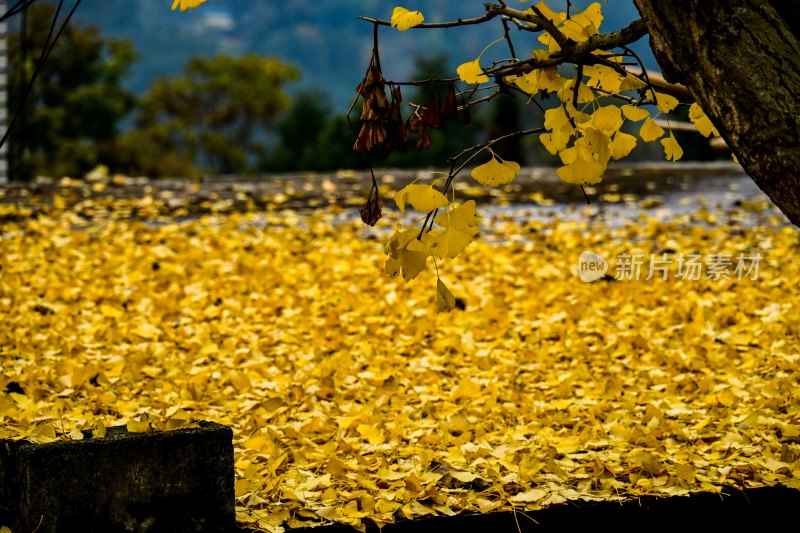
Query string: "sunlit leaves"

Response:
xmin=560 ymin=2 xmax=603 ymax=42
xmin=456 ymin=59 xmax=489 ymax=84
xmin=470 ymin=155 xmax=520 ymax=186
xmin=394 ymin=183 xmax=448 ymax=214
xmin=391 ymin=7 xmax=424 ymax=31
xmin=171 ymin=0 xmax=207 ymax=11
xmin=429 ymin=200 xmax=480 ymax=259
xmin=689 ymin=102 xmax=720 ymax=137
xmin=537 ymin=1 xmax=603 ymax=50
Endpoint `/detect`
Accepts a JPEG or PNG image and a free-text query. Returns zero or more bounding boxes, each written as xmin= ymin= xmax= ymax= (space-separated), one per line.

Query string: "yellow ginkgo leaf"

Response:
xmin=92 ymin=421 xmax=106 ymax=439
xmin=357 ymin=423 xmax=385 ymax=445
xmin=591 ymin=105 xmax=622 ymax=133
xmin=544 ymin=105 xmax=570 ymax=131
xmin=456 ymin=59 xmax=489 ymax=84
xmin=611 ymin=131 xmax=637 ymax=159
xmin=127 ymin=419 xmax=150 ymax=433
xmin=394 ymin=184 xmax=448 ymax=214
xmin=661 ymin=134 xmax=684 ymax=161
xmin=538 ymin=66 xmax=566 ymax=92
xmin=584 ymin=64 xmax=624 ymax=92
xmin=581 ymin=127 xmax=612 ymax=164
xmin=556 ymin=157 xmax=605 ymax=185
xmin=619 ymin=73 xmax=647 ymax=91
xmin=565 ymin=102 xmax=591 ymax=124
xmin=558 ymin=145 xmax=577 ymax=165
xmin=689 ymin=102 xmax=719 ymax=137
xmin=639 ymin=118 xmax=666 ymax=142
xmin=471 ymin=156 xmax=521 ymax=186
xmin=557 ymin=79 xmax=594 ymax=104
xmin=384 ymin=227 xmax=429 ymax=281
xmin=426 ymin=227 xmax=473 ymax=259
xmin=390 ymin=6 xmax=424 ymax=31
xmin=435 ymin=278 xmax=457 ymax=313
xmin=434 ymin=200 xmax=479 ymax=231
xmin=621 ymin=104 xmax=650 ymax=122
xmin=540 ymin=127 xmax=571 ymax=155
xmin=171 ymin=0 xmax=207 ymax=11
xmin=531 ymin=1 xmax=565 ymax=25
xmin=653 ymin=91 xmax=680 ymax=113
xmin=560 ymin=2 xmax=603 ymax=42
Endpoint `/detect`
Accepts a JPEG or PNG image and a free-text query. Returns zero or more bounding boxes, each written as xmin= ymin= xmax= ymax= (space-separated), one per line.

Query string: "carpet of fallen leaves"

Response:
xmin=2 ymin=179 xmax=800 ymax=532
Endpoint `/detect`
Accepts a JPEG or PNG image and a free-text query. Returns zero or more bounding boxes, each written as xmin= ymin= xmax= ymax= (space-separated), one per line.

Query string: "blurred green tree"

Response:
xmin=121 ymin=54 xmax=299 ymax=177
xmin=268 ymin=91 xmax=365 ymax=172
xmin=8 ymin=2 xmax=136 ymax=181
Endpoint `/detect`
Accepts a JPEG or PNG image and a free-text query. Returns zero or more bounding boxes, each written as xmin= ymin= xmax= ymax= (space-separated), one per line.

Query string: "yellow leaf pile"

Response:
xmin=1 ymin=184 xmax=800 ymax=531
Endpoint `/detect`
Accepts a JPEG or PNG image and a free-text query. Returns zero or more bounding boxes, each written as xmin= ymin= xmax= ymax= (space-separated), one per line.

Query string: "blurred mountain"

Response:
xmin=69 ymin=0 xmax=652 ymax=111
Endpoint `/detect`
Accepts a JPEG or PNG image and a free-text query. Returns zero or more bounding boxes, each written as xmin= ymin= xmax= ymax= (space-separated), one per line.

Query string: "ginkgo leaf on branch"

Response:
xmin=384 ymin=227 xmax=429 ymax=281
xmin=426 ymin=227 xmax=473 ymax=259
xmin=471 ymin=156 xmax=521 ymax=186
xmin=556 ymin=157 xmax=605 ymax=185
xmin=619 ymin=73 xmax=648 ymax=91
xmin=457 ymin=60 xmax=489 ymax=84
xmin=390 ymin=7 xmax=424 ymax=31
xmin=560 ymin=2 xmax=603 ymax=42
xmin=689 ymin=102 xmax=720 ymax=137
xmin=394 ymin=183 xmax=448 ymax=214
xmin=611 ymin=131 xmax=637 ymax=160
xmin=434 ymin=200 xmax=479 ymax=232
xmin=653 ymin=91 xmax=680 ymax=113
xmin=640 ymin=118 xmax=666 ymax=142
xmin=661 ymin=134 xmax=684 ymax=161
xmin=584 ymin=64 xmax=625 ymax=92
xmin=621 ymin=104 xmax=650 ymax=122
xmin=435 ymin=278 xmax=457 ymax=313
xmin=590 ymin=105 xmax=623 ymax=133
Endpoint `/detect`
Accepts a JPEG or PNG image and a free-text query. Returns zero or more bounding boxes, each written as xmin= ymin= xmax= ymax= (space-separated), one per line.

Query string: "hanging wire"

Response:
xmin=0 ymin=0 xmax=83 ymax=159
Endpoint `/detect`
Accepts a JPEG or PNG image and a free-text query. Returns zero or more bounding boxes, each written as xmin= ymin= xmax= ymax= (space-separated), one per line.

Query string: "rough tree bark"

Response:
xmin=633 ymin=0 xmax=800 ymax=226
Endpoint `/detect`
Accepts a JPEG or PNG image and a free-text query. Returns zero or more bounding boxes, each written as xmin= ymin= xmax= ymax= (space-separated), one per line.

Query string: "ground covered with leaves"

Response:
xmin=1 ymin=176 xmax=799 ymax=532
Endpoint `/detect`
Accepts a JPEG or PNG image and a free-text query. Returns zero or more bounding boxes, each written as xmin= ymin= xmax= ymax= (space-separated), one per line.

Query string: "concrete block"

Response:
xmin=0 ymin=421 xmax=234 ymax=533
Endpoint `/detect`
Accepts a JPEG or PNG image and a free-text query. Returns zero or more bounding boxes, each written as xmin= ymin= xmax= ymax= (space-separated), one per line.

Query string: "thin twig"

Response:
xmin=358 ymin=12 xmax=497 ymax=29
xmin=385 ymin=76 xmax=460 ymax=86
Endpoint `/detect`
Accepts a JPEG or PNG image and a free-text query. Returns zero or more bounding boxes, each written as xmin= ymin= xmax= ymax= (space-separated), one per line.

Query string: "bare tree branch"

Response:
xmin=485 ymin=3 xmax=570 ymax=48
xmin=358 ymin=12 xmax=498 ymax=29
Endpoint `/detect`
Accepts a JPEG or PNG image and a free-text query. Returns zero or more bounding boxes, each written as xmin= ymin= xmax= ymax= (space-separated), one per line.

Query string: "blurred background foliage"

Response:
xmin=8 ymin=2 xmax=136 ymax=181
xmin=6 ymin=1 xmax=727 ymax=180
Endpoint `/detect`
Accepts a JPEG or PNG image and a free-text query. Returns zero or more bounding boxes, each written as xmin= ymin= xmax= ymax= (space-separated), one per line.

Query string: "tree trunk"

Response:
xmin=633 ymin=0 xmax=800 ymax=226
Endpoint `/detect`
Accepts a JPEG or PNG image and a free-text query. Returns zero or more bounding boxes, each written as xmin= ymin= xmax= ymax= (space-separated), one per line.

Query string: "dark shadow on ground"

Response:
xmin=248 ymin=486 xmax=799 ymax=533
